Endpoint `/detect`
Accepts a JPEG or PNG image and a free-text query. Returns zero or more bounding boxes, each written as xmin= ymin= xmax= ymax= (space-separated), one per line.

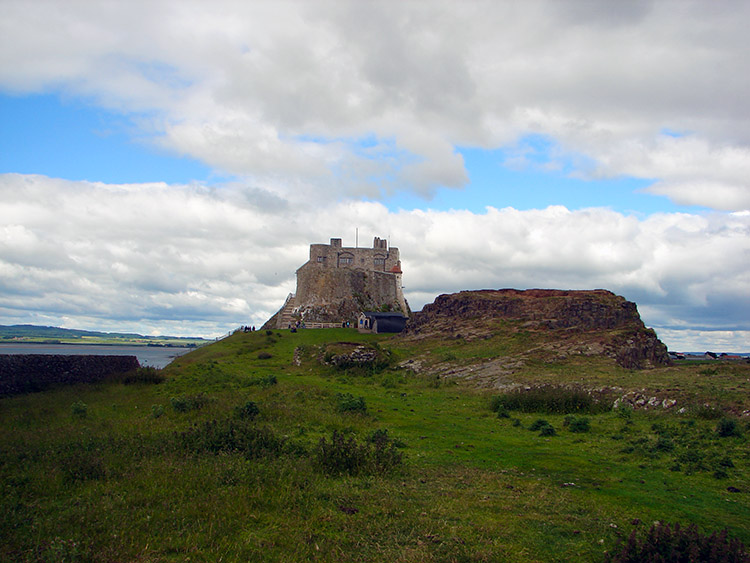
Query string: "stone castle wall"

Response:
xmin=305 ymin=237 xmax=401 ymax=273
xmin=0 ymin=354 xmax=140 ymax=396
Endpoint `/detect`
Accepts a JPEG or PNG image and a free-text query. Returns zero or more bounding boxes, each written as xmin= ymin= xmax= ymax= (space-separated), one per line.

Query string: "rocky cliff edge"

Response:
xmin=403 ymin=289 xmax=670 ymax=369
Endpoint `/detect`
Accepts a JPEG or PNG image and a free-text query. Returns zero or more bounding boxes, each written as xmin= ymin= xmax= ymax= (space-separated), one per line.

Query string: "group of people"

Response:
xmin=240 ymin=325 xmax=256 ymax=332
xmin=287 ymin=320 xmax=306 ymax=332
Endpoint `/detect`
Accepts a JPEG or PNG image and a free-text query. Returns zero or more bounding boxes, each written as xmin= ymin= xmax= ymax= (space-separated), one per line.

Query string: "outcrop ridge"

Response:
xmin=404 ymin=289 xmax=670 ymax=369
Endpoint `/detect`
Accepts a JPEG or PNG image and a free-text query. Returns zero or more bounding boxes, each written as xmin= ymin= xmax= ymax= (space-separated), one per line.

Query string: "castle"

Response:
xmin=264 ymin=237 xmax=409 ymax=329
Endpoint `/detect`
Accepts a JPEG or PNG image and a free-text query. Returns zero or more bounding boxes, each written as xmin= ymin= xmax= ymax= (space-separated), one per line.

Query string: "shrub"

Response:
xmin=539 ymin=424 xmax=556 ymax=437
xmin=337 ymin=393 xmax=367 ymax=414
xmin=257 ymin=352 xmax=273 ymax=360
xmin=496 ymin=406 xmax=510 ymax=419
xmin=716 ymin=418 xmax=742 ymax=438
xmin=567 ymin=416 xmax=590 ymax=433
xmin=151 ymin=404 xmax=164 ymax=419
xmin=313 ymin=430 xmax=403 ymax=476
xmin=258 ymin=374 xmax=277 ymax=387
xmin=175 ymin=418 xmax=284 ymax=458
xmin=122 ymin=366 xmax=165 ymax=385
xmin=529 ymin=419 xmax=550 ymax=431
xmin=170 ymin=393 xmax=210 ymax=413
xmin=606 ymin=521 xmax=748 ymax=563
xmin=235 ymin=400 xmax=260 ymax=420
xmin=71 ymin=401 xmax=88 ymax=418
xmin=490 ymin=386 xmax=609 ymax=415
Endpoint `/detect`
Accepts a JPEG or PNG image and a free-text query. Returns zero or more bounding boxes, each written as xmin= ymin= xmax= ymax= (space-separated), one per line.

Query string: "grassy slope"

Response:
xmin=1 ymin=328 xmax=748 ymax=562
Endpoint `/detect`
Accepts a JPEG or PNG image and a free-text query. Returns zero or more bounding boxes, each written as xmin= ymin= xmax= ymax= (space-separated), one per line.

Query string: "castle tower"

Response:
xmin=263 ymin=236 xmax=409 ymax=329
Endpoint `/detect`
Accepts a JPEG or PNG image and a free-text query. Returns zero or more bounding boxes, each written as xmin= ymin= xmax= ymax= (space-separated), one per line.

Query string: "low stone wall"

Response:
xmin=0 ymin=354 xmax=140 ymax=396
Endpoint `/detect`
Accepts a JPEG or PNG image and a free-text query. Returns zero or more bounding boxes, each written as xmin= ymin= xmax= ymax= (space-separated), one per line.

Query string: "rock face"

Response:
xmin=405 ymin=289 xmax=670 ymax=369
xmin=0 ymin=354 xmax=140 ymax=396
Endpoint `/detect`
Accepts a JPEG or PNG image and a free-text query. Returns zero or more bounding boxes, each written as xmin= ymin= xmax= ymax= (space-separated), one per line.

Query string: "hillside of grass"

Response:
xmin=1 ymin=328 xmax=748 ymax=562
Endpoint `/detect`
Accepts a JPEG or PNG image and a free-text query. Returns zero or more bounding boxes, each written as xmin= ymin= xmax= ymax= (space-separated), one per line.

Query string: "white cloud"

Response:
xmin=3 ymin=1 xmax=750 ymax=208
xmin=1 ymin=173 xmax=749 ymax=352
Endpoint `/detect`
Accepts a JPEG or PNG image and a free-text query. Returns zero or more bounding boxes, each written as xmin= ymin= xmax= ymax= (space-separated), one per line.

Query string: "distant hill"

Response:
xmin=0 ymin=324 xmax=208 ymax=344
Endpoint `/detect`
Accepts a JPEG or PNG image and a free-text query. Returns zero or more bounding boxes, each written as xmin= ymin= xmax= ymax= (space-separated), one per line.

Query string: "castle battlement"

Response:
xmin=303 ymin=237 xmax=401 ymax=273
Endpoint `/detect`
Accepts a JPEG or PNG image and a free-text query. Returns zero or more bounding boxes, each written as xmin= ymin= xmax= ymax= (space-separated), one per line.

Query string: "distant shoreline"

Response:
xmin=0 ymin=340 xmax=199 ymax=348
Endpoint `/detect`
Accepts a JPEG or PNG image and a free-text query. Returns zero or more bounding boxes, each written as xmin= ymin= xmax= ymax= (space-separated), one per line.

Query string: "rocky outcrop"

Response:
xmin=404 ymin=289 xmax=670 ymax=369
xmin=265 ymin=267 xmax=408 ymax=328
xmin=0 ymin=354 xmax=140 ymax=396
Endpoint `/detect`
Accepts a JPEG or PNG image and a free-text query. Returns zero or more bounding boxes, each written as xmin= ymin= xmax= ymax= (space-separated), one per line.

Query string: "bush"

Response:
xmin=529 ymin=419 xmax=550 ymax=431
xmin=716 ymin=417 xmax=742 ymax=438
xmin=122 ymin=366 xmax=165 ymax=385
xmin=235 ymin=400 xmax=260 ymax=420
xmin=170 ymin=393 xmax=211 ymax=413
xmin=257 ymin=352 xmax=273 ymax=360
xmin=151 ymin=404 xmax=164 ymax=419
xmin=490 ymin=386 xmax=609 ymax=415
xmin=539 ymin=424 xmax=556 ymax=437
xmin=337 ymin=393 xmax=367 ymax=414
xmin=175 ymin=418 xmax=284 ymax=458
xmin=528 ymin=419 xmax=556 ymax=436
xmin=566 ymin=416 xmax=590 ymax=433
xmin=71 ymin=401 xmax=88 ymax=418
xmin=606 ymin=521 xmax=748 ymax=563
xmin=496 ymin=406 xmax=510 ymax=419
xmin=313 ymin=430 xmax=403 ymax=476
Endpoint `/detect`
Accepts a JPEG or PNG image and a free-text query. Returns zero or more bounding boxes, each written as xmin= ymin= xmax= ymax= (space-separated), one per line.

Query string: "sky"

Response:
xmin=1 ymin=0 xmax=749 ymax=351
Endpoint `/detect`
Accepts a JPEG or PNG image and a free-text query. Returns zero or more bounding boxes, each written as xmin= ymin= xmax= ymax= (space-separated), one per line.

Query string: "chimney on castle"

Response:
xmin=373 ymin=236 xmax=387 ymax=250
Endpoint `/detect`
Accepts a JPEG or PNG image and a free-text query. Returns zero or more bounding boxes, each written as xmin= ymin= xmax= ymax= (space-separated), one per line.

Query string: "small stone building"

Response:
xmin=358 ymin=312 xmax=407 ymax=334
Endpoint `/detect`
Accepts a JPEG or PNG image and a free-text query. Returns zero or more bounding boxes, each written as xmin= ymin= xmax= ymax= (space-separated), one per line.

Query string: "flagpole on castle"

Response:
xmin=356 ymin=228 xmax=358 ymax=248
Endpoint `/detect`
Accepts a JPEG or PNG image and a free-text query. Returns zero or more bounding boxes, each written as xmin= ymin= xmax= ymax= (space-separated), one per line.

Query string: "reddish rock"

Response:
xmin=404 ymin=289 xmax=670 ymax=369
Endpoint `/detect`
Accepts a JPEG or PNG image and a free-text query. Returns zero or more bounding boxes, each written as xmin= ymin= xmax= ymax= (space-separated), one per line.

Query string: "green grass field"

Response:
xmin=1 ymin=328 xmax=748 ymax=561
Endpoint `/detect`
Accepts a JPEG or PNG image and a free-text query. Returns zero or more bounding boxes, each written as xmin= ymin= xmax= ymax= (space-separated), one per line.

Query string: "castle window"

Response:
xmin=317 ymin=256 xmax=326 ymax=263
xmin=338 ymin=252 xmax=354 ymax=267
xmin=374 ymin=258 xmax=385 ymax=266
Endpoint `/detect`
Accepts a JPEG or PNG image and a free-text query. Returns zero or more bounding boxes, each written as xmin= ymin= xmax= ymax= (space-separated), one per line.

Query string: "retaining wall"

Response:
xmin=0 ymin=354 xmax=140 ymax=396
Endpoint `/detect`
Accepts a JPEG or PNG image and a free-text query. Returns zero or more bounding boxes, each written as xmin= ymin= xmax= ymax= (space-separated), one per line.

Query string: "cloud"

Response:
xmin=3 ymin=1 xmax=750 ymax=208
xmin=2 ymin=173 xmax=749 ymax=351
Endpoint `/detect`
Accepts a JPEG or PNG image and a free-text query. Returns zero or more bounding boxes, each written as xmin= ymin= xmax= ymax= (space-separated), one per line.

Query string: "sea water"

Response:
xmin=0 ymin=343 xmax=194 ymax=369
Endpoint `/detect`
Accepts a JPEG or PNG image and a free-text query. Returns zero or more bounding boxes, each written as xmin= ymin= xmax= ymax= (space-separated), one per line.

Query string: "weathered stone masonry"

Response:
xmin=264 ymin=237 xmax=409 ymax=329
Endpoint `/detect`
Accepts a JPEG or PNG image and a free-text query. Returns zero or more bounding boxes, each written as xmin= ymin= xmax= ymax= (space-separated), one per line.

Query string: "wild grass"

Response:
xmin=490 ymin=385 xmax=612 ymax=415
xmin=1 ymin=328 xmax=748 ymax=562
